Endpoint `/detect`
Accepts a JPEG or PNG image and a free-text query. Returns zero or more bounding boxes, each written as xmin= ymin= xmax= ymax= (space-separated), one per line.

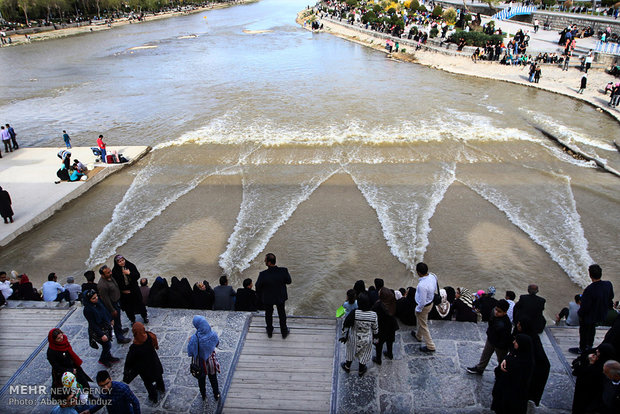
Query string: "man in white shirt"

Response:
xmin=412 ymin=262 xmax=437 ymax=352
xmin=0 ymin=271 xmax=13 ymax=300
xmin=42 ymin=272 xmax=69 ymax=302
xmin=505 ymin=290 xmax=516 ymax=323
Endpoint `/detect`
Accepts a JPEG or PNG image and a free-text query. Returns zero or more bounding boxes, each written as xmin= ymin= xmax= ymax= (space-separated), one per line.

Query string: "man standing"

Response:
xmin=97 ymin=134 xmax=107 ymax=163
xmin=42 ymin=273 xmax=70 ymax=302
xmin=97 ymin=265 xmax=130 ymax=344
xmin=256 ymin=253 xmax=291 ymax=338
xmin=534 ymin=18 xmax=539 ymax=33
xmin=513 ymin=284 xmax=546 ymax=334
xmin=5 ymin=124 xmax=17 ymax=150
xmin=571 ymin=264 xmax=614 ymax=354
xmin=62 ymin=130 xmax=71 ymax=149
xmin=412 ymin=262 xmax=437 ymax=353
xmin=1 ymin=125 xmax=11 ymax=153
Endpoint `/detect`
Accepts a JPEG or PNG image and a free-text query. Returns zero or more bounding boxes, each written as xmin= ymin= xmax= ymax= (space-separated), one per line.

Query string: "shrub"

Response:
xmin=430 ymin=27 xmax=439 ymax=38
xmin=373 ymin=4 xmax=383 ymax=14
xmin=362 ymin=10 xmax=377 ymax=24
xmin=409 ymin=0 xmax=420 ymax=11
xmin=401 ymin=48 xmax=406 ymax=53
xmin=442 ymin=7 xmax=457 ymax=24
xmin=387 ymin=7 xmax=397 ymax=14
xmin=447 ymin=31 xmax=503 ymax=47
xmin=432 ymin=5 xmax=443 ymax=18
xmin=345 ymin=0 xmax=358 ymax=7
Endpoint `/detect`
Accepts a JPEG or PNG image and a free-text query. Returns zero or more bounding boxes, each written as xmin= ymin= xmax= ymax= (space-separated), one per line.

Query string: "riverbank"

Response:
xmin=297 ymin=11 xmax=620 ymax=124
xmin=1 ymin=0 xmax=256 ymax=47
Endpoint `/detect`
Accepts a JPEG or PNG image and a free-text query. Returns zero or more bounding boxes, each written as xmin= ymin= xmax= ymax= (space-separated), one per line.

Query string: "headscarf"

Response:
xmin=357 ymin=293 xmax=372 ymax=312
xmin=596 ymin=343 xmax=616 ymax=364
xmin=48 ymin=328 xmax=82 ymax=367
xmin=394 ymin=290 xmax=403 ymax=300
xmin=436 ymin=289 xmax=450 ymax=318
xmin=444 ymin=286 xmax=456 ymax=304
xmin=187 ymin=316 xmax=219 ymax=360
xmin=353 ymin=280 xmax=366 ymax=296
xmin=132 ymin=322 xmax=158 ymax=348
xmin=19 ymin=274 xmax=30 ymax=284
xmin=379 ymin=287 xmax=396 ymax=316
xmin=458 ymin=287 xmax=474 ymax=309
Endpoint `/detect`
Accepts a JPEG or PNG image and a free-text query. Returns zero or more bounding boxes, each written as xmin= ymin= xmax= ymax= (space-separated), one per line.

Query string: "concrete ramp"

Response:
xmin=223 ymin=315 xmax=338 ymax=413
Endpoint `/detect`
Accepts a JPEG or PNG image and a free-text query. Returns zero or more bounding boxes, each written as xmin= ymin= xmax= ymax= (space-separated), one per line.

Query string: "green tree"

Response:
xmin=442 ymin=7 xmax=457 ymax=24
xmin=361 ymin=10 xmax=376 ymax=23
xmin=480 ymin=0 xmax=500 ymax=13
xmin=17 ymin=0 xmax=33 ymax=24
xmin=431 ymin=4 xmax=442 ymax=17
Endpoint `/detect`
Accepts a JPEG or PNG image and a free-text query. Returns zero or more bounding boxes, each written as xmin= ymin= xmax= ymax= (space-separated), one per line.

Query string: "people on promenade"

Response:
xmin=9 ymin=273 xmax=41 ymax=300
xmin=147 ymin=276 xmax=169 ymax=308
xmin=82 ymin=270 xmax=98 ymax=294
xmin=342 ymin=289 xmax=358 ymax=318
xmin=234 ymin=278 xmax=258 ymax=311
xmin=0 ymin=271 xmax=13 ymax=300
xmin=256 ymin=253 xmax=292 ymax=338
xmin=6 ymin=124 xmax=18 ymax=149
xmin=341 ymin=293 xmax=378 ymax=377
xmin=578 ymin=73 xmax=587 ymax=94
xmin=97 ymin=265 xmax=131 ymax=344
xmin=412 ymin=262 xmax=437 ymax=353
xmin=188 ymin=315 xmax=221 ymax=401
xmin=0 ymin=186 xmax=14 ymax=223
xmin=47 ymin=328 xmax=93 ymax=388
xmin=97 ymin=134 xmax=107 ymax=163
xmin=372 ymin=287 xmax=398 ymax=364
xmin=192 ymin=281 xmax=215 ymax=310
xmin=56 ymin=150 xmax=71 ymax=183
xmin=571 ymin=264 xmax=614 ymax=354
xmin=572 ymin=343 xmax=616 ymax=413
xmin=112 ymin=255 xmax=148 ymax=324
xmin=429 ymin=288 xmax=452 ymax=321
xmin=556 ymin=294 xmax=581 ymax=326
xmin=505 ymin=291 xmax=516 ymax=323
xmin=516 ymin=318 xmax=550 ymax=407
xmin=123 ymin=322 xmax=165 ymax=403
xmin=63 ymin=276 xmax=81 ymax=304
xmin=82 ymin=290 xmax=119 ymax=368
xmin=474 ymin=286 xmax=498 ymax=322
xmin=453 ymin=287 xmax=478 ymax=322
xmin=513 ymin=284 xmax=546 ymax=334
xmin=168 ymin=276 xmax=192 ymax=308
xmin=43 ymin=272 xmax=71 ymax=302
xmin=63 ymin=130 xmax=72 ymax=149
xmin=1 ymin=125 xmax=12 ymax=153
xmin=213 ymin=275 xmax=235 ymax=310
xmin=395 ymin=286 xmax=417 ymax=326
xmin=490 ymin=334 xmax=535 ymax=414
xmin=467 ymin=299 xmax=512 ymax=376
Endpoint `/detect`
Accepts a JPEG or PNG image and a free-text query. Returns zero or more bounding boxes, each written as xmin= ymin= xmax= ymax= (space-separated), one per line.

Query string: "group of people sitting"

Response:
xmin=0 ymin=270 xmax=84 ymax=305
xmin=55 ymin=150 xmax=88 ymax=184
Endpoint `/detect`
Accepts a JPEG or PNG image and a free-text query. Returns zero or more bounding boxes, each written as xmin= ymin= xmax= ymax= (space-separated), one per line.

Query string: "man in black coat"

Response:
xmin=256 ymin=253 xmax=291 ymax=338
xmin=514 ymin=284 xmax=546 ymax=334
xmin=235 ymin=278 xmax=259 ymax=311
xmin=467 ymin=299 xmax=512 ymax=375
xmin=572 ymin=264 xmax=615 ymax=354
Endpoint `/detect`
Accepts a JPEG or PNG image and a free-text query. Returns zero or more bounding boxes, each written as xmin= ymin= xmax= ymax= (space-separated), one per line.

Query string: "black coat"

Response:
xmin=0 ymin=189 xmax=13 ymax=218
xmin=572 ymin=350 xmax=611 ymax=413
xmin=83 ymin=300 xmax=112 ymax=339
xmin=168 ymin=277 xmax=192 ymax=309
xmin=395 ymin=295 xmax=417 ymax=326
xmin=256 ymin=266 xmax=291 ymax=306
xmin=475 ymin=296 xmax=499 ymax=322
xmin=372 ymin=301 xmax=398 ymax=342
xmin=453 ymin=298 xmax=477 ymax=322
xmin=46 ymin=348 xmax=92 ymax=387
xmin=123 ymin=334 xmax=163 ymax=383
xmin=147 ymin=278 xmax=169 ymax=308
xmin=491 ymin=338 xmax=535 ymax=414
xmin=112 ymin=260 xmax=144 ymax=312
xmin=192 ymin=283 xmax=215 ymax=310
xmin=526 ymin=332 xmax=550 ymax=406
xmin=487 ymin=314 xmax=512 ymax=349
xmin=514 ymin=294 xmax=546 ymax=333
xmin=235 ymin=287 xmax=259 ymax=311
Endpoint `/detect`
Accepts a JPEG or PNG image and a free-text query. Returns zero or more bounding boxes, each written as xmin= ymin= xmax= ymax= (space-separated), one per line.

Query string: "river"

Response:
xmin=0 ymin=0 xmax=618 ymax=316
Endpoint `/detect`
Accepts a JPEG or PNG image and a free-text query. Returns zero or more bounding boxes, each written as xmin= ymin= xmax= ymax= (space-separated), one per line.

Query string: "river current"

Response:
xmin=0 ymin=0 xmax=618 ymax=316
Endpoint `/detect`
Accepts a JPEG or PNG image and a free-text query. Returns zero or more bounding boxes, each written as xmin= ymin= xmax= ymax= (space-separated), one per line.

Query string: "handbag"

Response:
xmin=432 ymin=278 xmax=441 ymax=306
xmin=190 ymin=337 xmax=206 ymax=379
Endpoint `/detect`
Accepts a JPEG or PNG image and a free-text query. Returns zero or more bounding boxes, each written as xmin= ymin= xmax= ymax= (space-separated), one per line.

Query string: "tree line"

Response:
xmin=0 ymin=0 xmax=229 ymax=27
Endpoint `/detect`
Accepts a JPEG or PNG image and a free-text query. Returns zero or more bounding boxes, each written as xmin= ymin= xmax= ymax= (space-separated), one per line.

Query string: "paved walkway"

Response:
xmin=0 ymin=146 xmax=150 ymax=247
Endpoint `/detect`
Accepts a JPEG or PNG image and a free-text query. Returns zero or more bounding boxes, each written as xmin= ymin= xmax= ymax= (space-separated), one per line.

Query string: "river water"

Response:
xmin=1 ymin=0 xmax=618 ymax=316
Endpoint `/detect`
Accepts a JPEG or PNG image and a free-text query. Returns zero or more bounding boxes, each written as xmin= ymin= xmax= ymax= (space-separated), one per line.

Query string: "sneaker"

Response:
xmin=466 ymin=367 xmax=483 ymax=375
xmin=340 ymin=362 xmax=351 ymax=373
xmin=358 ymin=365 xmax=367 ymax=377
xmin=410 ymin=331 xmax=421 ymax=342
xmin=420 ymin=346 xmax=435 ymax=353
xmin=267 ymin=330 xmax=273 ymax=338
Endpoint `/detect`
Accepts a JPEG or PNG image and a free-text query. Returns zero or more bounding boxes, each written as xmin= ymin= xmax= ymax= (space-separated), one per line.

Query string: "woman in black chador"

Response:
xmin=112 ymin=255 xmax=148 ymax=324
xmin=491 ymin=334 xmax=535 ymax=414
xmin=0 ymin=186 xmax=14 ymax=223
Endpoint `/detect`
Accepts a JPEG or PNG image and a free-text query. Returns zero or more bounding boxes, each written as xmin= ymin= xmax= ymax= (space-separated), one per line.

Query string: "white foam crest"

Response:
xmin=218 ymin=165 xmax=341 ymax=275
xmin=346 ymin=162 xmax=456 ymax=271
xmin=86 ymin=149 xmax=255 ymax=267
xmin=153 ymin=114 xmax=540 ymax=150
xmin=524 ymin=109 xmax=616 ymax=152
xmin=458 ymin=168 xmax=592 ymax=287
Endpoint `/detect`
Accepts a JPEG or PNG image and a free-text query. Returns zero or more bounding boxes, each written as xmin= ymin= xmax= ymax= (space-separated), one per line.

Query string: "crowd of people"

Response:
xmin=337 ymin=262 xmax=620 ymax=413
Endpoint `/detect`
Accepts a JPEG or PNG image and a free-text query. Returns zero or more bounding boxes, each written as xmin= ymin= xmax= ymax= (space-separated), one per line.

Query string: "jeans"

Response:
xmin=100 ymin=147 xmax=107 ymax=163
xmin=3 ymin=140 xmax=11 ymax=153
xmin=474 ymin=338 xmax=508 ymax=372
xmin=198 ymin=373 xmax=219 ymax=398
xmin=99 ymin=337 xmax=112 ymax=363
xmin=265 ymin=302 xmax=287 ymax=334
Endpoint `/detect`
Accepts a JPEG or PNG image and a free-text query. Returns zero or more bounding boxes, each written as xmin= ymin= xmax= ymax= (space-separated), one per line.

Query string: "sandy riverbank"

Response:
xmin=2 ymin=0 xmax=256 ymax=47
xmin=297 ymin=11 xmax=620 ymax=124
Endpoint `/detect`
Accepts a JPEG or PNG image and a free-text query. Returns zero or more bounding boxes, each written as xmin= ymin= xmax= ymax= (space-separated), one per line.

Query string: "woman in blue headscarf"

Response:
xmin=187 ymin=316 xmax=220 ymax=401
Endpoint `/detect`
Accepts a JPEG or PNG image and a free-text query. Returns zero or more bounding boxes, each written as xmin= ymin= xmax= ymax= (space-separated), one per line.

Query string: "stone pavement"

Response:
xmin=336 ymin=320 xmax=573 ymax=413
xmin=0 ymin=307 xmax=250 ymax=414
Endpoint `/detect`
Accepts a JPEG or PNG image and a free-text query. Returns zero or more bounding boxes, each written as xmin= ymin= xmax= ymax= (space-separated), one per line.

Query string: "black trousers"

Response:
xmin=265 ymin=302 xmax=287 ymax=334
xmin=579 ymin=320 xmax=596 ymax=351
xmin=141 ymin=373 xmax=165 ymax=400
xmin=198 ymin=373 xmax=218 ymax=398
xmin=374 ymin=339 xmax=393 ymax=362
xmin=3 ymin=140 xmax=12 ymax=152
xmin=122 ymin=294 xmax=147 ymax=323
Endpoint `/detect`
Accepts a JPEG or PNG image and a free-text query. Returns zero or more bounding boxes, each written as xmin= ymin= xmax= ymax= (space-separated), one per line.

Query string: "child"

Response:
xmin=466 ymin=300 xmax=512 ymax=375
xmin=342 ymin=289 xmax=358 ymax=317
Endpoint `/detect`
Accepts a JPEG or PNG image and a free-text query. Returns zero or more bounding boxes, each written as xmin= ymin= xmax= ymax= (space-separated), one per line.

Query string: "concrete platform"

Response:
xmin=0 ymin=146 xmax=151 ymax=247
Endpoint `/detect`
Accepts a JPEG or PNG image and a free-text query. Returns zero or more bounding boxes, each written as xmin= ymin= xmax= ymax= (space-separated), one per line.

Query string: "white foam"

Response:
xmin=218 ymin=165 xmax=341 ymax=275
xmin=458 ymin=168 xmax=592 ymax=287
xmin=346 ymin=162 xmax=456 ymax=271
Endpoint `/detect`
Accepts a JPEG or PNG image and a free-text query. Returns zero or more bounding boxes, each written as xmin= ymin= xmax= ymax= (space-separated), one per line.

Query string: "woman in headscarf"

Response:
xmin=188 ymin=316 xmax=221 ymax=401
xmin=491 ymin=334 xmax=535 ymax=414
xmin=56 ymin=150 xmax=71 ymax=182
xmin=147 ymin=277 xmax=169 ymax=308
xmin=341 ymin=293 xmax=378 ymax=377
xmin=168 ymin=277 xmax=193 ymax=309
xmin=112 ymin=255 xmax=148 ymax=324
xmin=47 ymin=328 xmax=92 ymax=388
xmin=572 ymin=343 xmax=616 ymax=413
xmin=123 ymin=322 xmax=165 ymax=403
xmin=444 ymin=286 xmax=456 ymax=305
xmin=10 ymin=274 xmax=41 ymax=301
xmin=191 ymin=281 xmax=215 ymax=310
xmin=452 ymin=287 xmax=478 ymax=322
xmin=396 ymin=287 xmax=417 ymax=326
xmin=372 ymin=287 xmax=399 ymax=364
xmin=514 ymin=318 xmax=550 ymax=407
xmin=353 ymin=280 xmax=366 ymax=297
xmin=429 ymin=288 xmax=452 ymax=320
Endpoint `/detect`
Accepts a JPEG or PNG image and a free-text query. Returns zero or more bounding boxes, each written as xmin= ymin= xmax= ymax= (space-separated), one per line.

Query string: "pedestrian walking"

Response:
xmin=1 ymin=126 xmax=12 ymax=153
xmin=5 ymin=124 xmax=18 ymax=149
xmin=562 ymin=53 xmax=570 ymax=71
xmin=123 ymin=322 xmax=165 ymax=403
xmin=0 ymin=186 xmax=14 ymax=223
xmin=82 ymin=289 xmax=119 ymax=368
xmin=341 ymin=293 xmax=378 ymax=377
xmin=188 ymin=315 xmax=221 ymax=401
xmin=578 ymin=74 xmax=587 ymax=94
xmin=63 ymin=130 xmax=72 ymax=149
